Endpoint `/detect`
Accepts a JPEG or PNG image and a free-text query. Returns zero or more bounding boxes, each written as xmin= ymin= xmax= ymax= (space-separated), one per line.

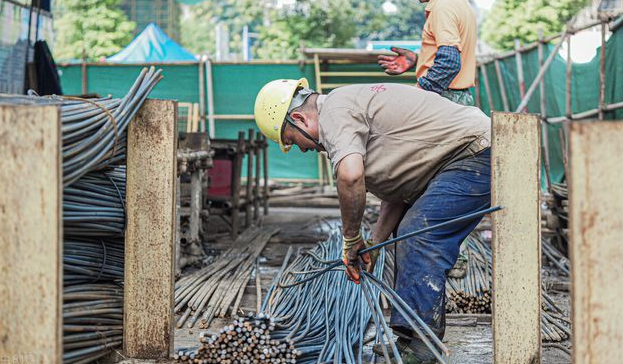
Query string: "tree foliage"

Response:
xmin=180 ymin=0 xmax=263 ymax=58
xmin=254 ymin=0 xmax=359 ymax=60
xmin=53 ymin=0 xmax=135 ymax=61
xmin=352 ymin=0 xmax=426 ymax=42
xmin=180 ymin=0 xmax=426 ymax=60
xmin=481 ymin=0 xmax=588 ymax=51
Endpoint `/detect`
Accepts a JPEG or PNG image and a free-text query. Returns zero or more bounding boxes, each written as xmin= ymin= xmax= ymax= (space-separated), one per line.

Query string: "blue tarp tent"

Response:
xmin=108 ymin=23 xmax=196 ymax=63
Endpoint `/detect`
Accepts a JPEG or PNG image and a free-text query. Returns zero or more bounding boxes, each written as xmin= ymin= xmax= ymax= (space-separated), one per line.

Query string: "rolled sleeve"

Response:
xmin=417 ymin=46 xmax=461 ymax=94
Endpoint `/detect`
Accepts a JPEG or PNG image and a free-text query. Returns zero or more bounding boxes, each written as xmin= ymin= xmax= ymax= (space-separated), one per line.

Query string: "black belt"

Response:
xmin=449 ymin=88 xmax=470 ymax=92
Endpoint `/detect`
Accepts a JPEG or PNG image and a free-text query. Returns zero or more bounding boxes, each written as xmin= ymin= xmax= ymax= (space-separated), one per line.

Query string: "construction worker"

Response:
xmin=377 ymin=0 xmax=478 ymax=106
xmin=254 ymin=78 xmax=490 ymax=363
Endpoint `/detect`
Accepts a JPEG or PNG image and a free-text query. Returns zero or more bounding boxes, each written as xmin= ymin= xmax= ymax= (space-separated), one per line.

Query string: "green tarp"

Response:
xmin=476 ymin=24 xmax=623 ymax=187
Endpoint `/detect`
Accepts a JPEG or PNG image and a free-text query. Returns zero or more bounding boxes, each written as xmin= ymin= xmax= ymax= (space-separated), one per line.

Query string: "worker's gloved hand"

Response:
xmin=342 ymin=233 xmax=371 ymax=284
xmin=377 ymin=47 xmax=417 ymax=75
xmin=364 ymin=239 xmax=380 ymax=272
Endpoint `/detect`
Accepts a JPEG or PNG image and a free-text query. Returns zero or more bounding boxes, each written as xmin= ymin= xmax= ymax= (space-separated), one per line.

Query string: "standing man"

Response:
xmin=254 ymin=79 xmax=491 ymax=363
xmin=377 ymin=0 xmax=478 ymax=106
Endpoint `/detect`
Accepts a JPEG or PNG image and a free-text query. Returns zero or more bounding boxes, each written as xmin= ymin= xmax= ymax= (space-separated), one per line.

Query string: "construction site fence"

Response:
xmin=57 ymin=19 xmax=623 ymax=182
xmin=474 ymin=17 xmax=623 ymax=189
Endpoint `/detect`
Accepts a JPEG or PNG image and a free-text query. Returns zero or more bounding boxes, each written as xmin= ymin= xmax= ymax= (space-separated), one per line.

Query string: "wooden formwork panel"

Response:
xmin=491 ymin=112 xmax=541 ymax=364
xmin=124 ymin=99 xmax=178 ymax=358
xmin=0 ymin=104 xmax=62 ymax=363
xmin=569 ymin=121 xmax=623 ymax=364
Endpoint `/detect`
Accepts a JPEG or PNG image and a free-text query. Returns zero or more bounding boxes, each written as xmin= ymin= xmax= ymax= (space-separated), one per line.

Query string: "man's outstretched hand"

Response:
xmin=377 ymin=47 xmax=417 ymax=75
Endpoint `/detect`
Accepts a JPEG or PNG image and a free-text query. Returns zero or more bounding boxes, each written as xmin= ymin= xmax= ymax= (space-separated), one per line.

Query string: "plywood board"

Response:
xmin=0 ymin=104 xmax=62 ymax=363
xmin=569 ymin=121 xmax=623 ymax=364
xmin=491 ymin=112 xmax=541 ymax=364
xmin=124 ymin=99 xmax=178 ymax=358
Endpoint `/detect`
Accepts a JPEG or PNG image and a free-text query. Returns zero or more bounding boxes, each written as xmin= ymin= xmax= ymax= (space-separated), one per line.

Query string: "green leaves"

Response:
xmin=254 ymin=0 xmax=358 ymax=59
xmin=53 ymin=0 xmax=135 ymax=61
xmin=180 ymin=0 xmax=426 ymax=60
xmin=180 ymin=0 xmax=263 ymax=57
xmin=481 ymin=0 xmax=588 ymax=51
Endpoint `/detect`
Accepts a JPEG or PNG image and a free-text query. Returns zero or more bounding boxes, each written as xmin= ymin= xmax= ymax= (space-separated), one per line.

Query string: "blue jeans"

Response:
xmin=389 ymin=148 xmax=491 ymax=338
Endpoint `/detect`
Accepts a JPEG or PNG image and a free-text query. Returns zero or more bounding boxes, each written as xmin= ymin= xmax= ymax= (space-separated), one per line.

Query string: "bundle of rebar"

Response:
xmin=63 ymin=238 xmax=125 ymax=285
xmin=175 ymin=314 xmax=299 ymax=364
xmin=175 ymin=227 xmax=280 ymax=329
xmin=62 ymin=283 xmax=124 ymax=364
xmin=541 ymin=290 xmax=571 ymax=341
xmin=551 ymin=182 xmax=569 ymax=244
xmin=62 ymin=168 xmax=129 ymax=362
xmin=178 ymin=227 xmax=449 ymax=364
xmin=446 ymin=234 xmax=492 ymax=314
xmin=263 ymin=232 xmax=389 ymax=364
xmin=53 ymin=68 xmax=162 ymax=363
xmin=445 ymin=233 xmax=571 ymax=342
xmin=63 ymin=168 xmax=126 ymax=237
xmin=56 ymin=67 xmax=163 ymax=186
xmin=541 ymin=237 xmax=569 ymax=275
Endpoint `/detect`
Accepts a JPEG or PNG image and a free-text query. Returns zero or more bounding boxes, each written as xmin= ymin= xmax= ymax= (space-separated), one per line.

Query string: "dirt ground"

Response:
xmin=173 ymin=206 xmax=572 ymax=364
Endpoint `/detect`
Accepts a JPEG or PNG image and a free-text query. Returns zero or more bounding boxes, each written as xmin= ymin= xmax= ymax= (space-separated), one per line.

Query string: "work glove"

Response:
xmin=342 ymin=234 xmax=379 ymax=284
xmin=377 ymin=47 xmax=417 ymax=76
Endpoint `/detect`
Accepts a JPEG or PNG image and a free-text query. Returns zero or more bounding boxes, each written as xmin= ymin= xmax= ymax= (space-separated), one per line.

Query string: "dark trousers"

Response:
xmin=389 ymin=148 xmax=491 ymax=338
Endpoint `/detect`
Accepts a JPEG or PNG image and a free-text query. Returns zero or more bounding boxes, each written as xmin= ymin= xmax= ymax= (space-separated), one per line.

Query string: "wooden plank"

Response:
xmin=124 ymin=99 xmax=177 ymax=358
xmin=206 ymin=59 xmax=216 ymax=136
xmin=514 ymin=40 xmax=526 ymax=111
xmin=494 ymin=60 xmax=509 ymax=112
xmin=314 ymin=54 xmax=323 ymax=94
xmin=569 ymin=121 xmax=623 ymax=364
xmin=246 ymin=129 xmax=255 ymax=227
xmin=491 ymin=112 xmax=541 ymax=364
xmin=0 ymin=104 xmax=62 ymax=363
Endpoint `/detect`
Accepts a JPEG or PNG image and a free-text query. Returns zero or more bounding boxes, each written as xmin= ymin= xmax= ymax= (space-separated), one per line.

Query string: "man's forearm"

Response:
xmin=336 ymin=154 xmax=367 ymax=238
xmin=372 ymin=200 xmax=407 ymax=243
xmin=337 ymin=177 xmax=366 ymax=238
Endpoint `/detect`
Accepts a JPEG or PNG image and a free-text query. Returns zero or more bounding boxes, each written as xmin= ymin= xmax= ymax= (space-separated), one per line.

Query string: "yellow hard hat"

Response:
xmin=254 ymin=78 xmax=309 ymax=153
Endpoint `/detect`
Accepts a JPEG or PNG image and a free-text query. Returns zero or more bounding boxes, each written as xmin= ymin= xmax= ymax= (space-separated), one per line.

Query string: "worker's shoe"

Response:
xmin=448 ymin=254 xmax=468 ymax=278
xmin=372 ymin=338 xmax=438 ymax=364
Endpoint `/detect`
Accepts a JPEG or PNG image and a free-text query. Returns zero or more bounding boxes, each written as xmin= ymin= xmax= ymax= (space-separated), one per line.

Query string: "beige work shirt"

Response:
xmin=317 ymin=83 xmax=490 ymax=204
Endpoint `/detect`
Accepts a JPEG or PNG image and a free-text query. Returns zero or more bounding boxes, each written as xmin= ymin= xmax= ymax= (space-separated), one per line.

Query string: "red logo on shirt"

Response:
xmin=370 ymin=84 xmax=387 ymax=93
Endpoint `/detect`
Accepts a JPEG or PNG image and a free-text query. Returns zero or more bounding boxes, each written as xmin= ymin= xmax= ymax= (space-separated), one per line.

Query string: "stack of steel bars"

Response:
xmin=175 ymin=314 xmax=300 ymax=363
xmin=541 ymin=289 xmax=571 ymax=341
xmin=446 ymin=234 xmax=491 ymax=314
xmin=63 ymin=168 xmax=127 ymax=238
xmin=551 ymin=182 xmax=569 ymax=245
xmin=542 ymin=237 xmax=570 ymax=276
xmin=62 ymin=284 xmax=124 ymax=363
xmin=174 ymin=226 xmax=279 ymax=329
xmin=445 ymin=232 xmax=571 ymax=342
xmin=54 ymin=67 xmax=162 ymax=363
xmin=62 ymin=167 xmax=128 ymax=362
xmin=58 ymin=67 xmax=163 ymax=186
xmin=178 ymin=227 xmax=449 ymax=364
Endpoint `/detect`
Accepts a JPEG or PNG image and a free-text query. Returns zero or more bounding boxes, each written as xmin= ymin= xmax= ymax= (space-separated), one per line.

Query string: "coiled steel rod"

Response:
xmin=57 ymin=67 xmax=163 ymax=186
xmin=178 ymin=228 xmax=450 ymax=364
